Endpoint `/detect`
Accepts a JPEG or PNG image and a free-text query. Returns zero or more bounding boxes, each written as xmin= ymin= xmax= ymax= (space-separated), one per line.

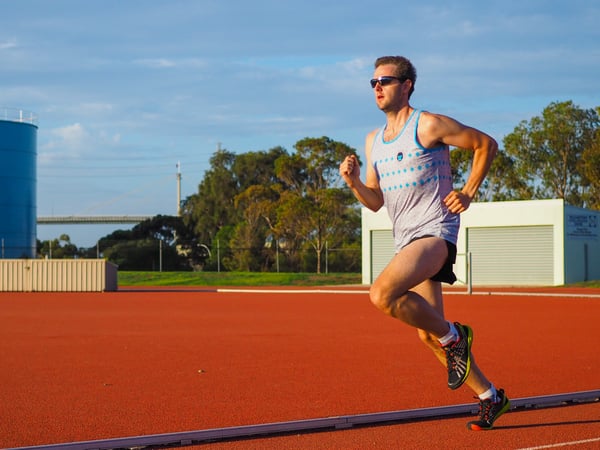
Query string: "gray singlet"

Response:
xmin=371 ymin=109 xmax=460 ymax=252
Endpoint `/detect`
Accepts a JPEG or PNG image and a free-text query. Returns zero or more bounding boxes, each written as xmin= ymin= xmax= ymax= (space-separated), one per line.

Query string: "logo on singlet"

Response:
xmin=397 ymin=152 xmax=403 ymax=162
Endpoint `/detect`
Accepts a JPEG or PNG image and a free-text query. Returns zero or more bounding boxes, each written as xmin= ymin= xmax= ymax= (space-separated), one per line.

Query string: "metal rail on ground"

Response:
xmin=11 ymin=389 xmax=600 ymax=450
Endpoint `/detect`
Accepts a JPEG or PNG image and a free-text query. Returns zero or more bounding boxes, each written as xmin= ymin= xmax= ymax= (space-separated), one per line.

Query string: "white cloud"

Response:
xmin=39 ymin=123 xmax=93 ymax=164
xmin=0 ymin=38 xmax=18 ymax=50
xmin=455 ymin=20 xmax=484 ymax=36
xmin=80 ymin=102 xmax=114 ymax=114
xmin=132 ymin=57 xmax=208 ymax=70
xmin=134 ymin=58 xmax=176 ymax=68
xmin=52 ymin=122 xmax=89 ymax=143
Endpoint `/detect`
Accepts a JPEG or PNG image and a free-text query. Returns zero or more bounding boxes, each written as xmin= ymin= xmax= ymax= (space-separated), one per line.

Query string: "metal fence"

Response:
xmin=33 ymin=239 xmax=362 ymax=273
xmin=0 ymin=107 xmax=38 ymax=125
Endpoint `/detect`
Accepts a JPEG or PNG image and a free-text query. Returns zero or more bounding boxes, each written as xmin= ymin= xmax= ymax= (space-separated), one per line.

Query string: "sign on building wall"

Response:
xmin=567 ymin=214 xmax=599 ymax=240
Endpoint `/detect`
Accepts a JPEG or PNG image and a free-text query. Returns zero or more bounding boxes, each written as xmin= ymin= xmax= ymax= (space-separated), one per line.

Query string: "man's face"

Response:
xmin=372 ymin=64 xmax=408 ymax=112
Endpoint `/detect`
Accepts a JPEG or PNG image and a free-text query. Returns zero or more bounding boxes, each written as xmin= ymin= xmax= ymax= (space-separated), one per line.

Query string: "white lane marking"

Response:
xmin=516 ymin=437 xmax=600 ymax=449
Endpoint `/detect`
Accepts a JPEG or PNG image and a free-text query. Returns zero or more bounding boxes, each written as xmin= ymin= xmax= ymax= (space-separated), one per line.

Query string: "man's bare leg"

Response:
xmin=369 ymin=237 xmax=491 ymax=395
xmin=412 ymin=279 xmax=491 ymax=396
xmin=369 ymin=237 xmax=450 ymax=335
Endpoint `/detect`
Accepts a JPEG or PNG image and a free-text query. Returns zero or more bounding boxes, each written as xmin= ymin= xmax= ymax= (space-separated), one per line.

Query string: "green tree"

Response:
xmin=101 ymin=239 xmax=154 ymax=270
xmin=229 ymin=184 xmax=281 ymax=271
xmin=503 ymin=101 xmax=599 ymax=207
xmin=224 ymin=147 xmax=288 ymax=271
xmin=182 ymin=147 xmax=288 ymax=271
xmin=232 ymin=146 xmax=287 ymax=190
xmin=273 ymin=137 xmax=360 ymax=273
xmin=37 ymin=234 xmax=79 ymax=259
xmin=183 ymin=149 xmax=239 ymax=247
xmin=579 ymin=127 xmax=600 ymax=210
xmin=91 ymin=215 xmax=193 ymax=270
xmin=451 ymin=148 xmax=531 ymax=202
xmin=181 ymin=138 xmax=361 ymax=273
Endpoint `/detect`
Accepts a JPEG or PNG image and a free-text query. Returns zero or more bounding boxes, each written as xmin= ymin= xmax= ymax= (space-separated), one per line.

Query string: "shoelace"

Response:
xmin=445 ymin=347 xmax=457 ymax=372
xmin=444 ymin=338 xmax=462 ymax=372
xmin=476 ymin=397 xmax=494 ymax=421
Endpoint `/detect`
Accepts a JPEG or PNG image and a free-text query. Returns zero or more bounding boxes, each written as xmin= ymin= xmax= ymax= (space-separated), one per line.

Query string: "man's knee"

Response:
xmin=369 ymin=283 xmax=406 ymax=316
xmin=369 ymin=282 xmax=408 ymax=319
xmin=369 ymin=283 xmax=389 ymax=313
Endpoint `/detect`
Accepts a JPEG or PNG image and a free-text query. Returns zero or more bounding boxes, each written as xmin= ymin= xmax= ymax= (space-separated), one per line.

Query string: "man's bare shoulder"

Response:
xmin=418 ymin=111 xmax=465 ymax=145
xmin=365 ymin=128 xmax=380 ymax=153
xmin=367 ymin=127 xmax=380 ymax=139
xmin=418 ymin=111 xmax=459 ymax=131
xmin=419 ymin=110 xmax=496 ymax=150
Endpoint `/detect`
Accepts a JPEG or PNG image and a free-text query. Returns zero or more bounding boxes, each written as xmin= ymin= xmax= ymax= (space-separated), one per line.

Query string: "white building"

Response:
xmin=361 ymin=199 xmax=600 ymax=286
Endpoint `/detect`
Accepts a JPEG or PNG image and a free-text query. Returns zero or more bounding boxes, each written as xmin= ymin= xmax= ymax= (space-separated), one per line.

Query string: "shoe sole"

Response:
xmin=449 ymin=324 xmax=473 ymax=390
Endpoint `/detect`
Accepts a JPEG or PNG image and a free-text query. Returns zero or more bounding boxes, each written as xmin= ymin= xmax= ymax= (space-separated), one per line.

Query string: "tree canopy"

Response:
xmin=181 ymin=137 xmax=361 ymax=273
xmin=451 ymin=101 xmax=599 ymax=208
xmin=503 ymin=101 xmax=599 ymax=208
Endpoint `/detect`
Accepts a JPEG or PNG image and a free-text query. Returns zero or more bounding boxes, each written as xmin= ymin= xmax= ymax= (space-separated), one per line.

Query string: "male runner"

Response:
xmin=339 ymin=55 xmax=510 ymax=430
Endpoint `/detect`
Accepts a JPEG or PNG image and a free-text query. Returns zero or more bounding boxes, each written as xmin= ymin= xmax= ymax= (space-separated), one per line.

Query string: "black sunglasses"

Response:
xmin=370 ymin=76 xmax=405 ymax=88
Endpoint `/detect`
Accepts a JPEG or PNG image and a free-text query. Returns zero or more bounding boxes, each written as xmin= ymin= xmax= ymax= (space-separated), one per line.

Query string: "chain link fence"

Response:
xmin=32 ymin=238 xmax=362 ymax=273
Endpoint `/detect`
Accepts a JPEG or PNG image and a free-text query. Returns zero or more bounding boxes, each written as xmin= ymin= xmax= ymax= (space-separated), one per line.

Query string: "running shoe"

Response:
xmin=467 ymin=388 xmax=511 ymax=430
xmin=443 ymin=322 xmax=473 ymax=390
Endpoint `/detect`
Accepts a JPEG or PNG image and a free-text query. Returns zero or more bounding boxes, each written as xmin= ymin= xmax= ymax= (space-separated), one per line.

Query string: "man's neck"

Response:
xmin=384 ymin=106 xmax=414 ymax=137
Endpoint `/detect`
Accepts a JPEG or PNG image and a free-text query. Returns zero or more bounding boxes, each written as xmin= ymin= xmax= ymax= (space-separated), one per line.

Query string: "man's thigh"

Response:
xmin=373 ymin=236 xmax=448 ymax=298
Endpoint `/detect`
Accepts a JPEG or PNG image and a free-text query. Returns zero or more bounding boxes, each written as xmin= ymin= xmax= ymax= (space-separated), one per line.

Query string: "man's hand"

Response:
xmin=444 ymin=190 xmax=472 ymax=214
xmin=340 ymin=154 xmax=360 ymax=186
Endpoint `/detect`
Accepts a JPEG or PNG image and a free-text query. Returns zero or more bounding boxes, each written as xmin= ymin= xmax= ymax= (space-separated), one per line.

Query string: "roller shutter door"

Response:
xmin=371 ymin=230 xmax=396 ymax=283
xmin=467 ymin=225 xmax=554 ymax=286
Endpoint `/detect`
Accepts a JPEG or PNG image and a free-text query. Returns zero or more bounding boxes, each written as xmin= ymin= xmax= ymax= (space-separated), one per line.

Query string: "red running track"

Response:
xmin=1 ymin=286 xmax=599 ymax=449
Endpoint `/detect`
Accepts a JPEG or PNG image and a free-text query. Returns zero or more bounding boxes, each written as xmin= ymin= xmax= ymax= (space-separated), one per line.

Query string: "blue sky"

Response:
xmin=2 ymin=0 xmax=599 ymax=247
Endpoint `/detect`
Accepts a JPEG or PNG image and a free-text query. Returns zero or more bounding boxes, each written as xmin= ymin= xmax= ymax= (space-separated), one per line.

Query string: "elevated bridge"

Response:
xmin=37 ymin=216 xmax=153 ymax=225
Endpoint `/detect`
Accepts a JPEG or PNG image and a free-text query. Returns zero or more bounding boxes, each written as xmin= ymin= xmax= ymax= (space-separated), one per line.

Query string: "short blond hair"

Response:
xmin=374 ymin=56 xmax=416 ymax=98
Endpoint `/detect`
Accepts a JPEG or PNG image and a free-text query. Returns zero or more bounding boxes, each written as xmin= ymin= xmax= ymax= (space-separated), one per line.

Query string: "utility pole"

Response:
xmin=176 ymin=161 xmax=182 ymax=217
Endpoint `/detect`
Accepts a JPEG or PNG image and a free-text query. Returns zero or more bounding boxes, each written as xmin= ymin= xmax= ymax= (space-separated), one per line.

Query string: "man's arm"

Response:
xmin=420 ymin=113 xmax=497 ymax=214
xmin=340 ymin=130 xmax=385 ymax=212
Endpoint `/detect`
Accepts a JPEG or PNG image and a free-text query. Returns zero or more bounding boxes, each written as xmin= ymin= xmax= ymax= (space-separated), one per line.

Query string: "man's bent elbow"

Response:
xmin=487 ymin=136 xmax=499 ymax=160
xmin=360 ymin=195 xmax=385 ymax=213
xmin=370 ymin=200 xmax=385 ymax=212
xmin=370 ymin=192 xmax=385 ymax=211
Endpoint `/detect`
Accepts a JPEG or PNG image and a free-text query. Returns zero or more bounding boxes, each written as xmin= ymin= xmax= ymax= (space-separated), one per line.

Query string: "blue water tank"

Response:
xmin=0 ymin=109 xmax=38 ymax=258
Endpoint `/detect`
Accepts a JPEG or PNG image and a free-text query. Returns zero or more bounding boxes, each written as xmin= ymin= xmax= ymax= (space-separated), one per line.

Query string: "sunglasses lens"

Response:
xmin=370 ymin=77 xmax=398 ymax=88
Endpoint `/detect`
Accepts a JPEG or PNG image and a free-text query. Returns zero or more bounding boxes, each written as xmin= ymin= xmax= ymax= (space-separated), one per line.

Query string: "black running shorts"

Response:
xmin=431 ymin=240 xmax=457 ymax=285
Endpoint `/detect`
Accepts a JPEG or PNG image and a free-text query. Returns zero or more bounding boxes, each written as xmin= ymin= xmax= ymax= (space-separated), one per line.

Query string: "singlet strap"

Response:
xmin=414 ymin=110 xmax=447 ymax=152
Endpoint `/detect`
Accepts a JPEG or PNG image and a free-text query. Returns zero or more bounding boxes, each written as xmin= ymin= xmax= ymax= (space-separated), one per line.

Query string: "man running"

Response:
xmin=340 ymin=55 xmax=510 ymax=430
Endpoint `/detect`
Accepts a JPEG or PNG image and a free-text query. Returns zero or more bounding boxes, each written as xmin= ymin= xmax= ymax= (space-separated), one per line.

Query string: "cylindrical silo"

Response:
xmin=0 ymin=108 xmax=38 ymax=258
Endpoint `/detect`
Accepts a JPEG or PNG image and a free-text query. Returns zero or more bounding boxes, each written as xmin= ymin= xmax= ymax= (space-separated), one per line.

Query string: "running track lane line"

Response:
xmin=516 ymin=437 xmax=600 ymax=449
xmin=11 ymin=390 xmax=600 ymax=450
xmin=217 ymin=288 xmax=600 ymax=298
